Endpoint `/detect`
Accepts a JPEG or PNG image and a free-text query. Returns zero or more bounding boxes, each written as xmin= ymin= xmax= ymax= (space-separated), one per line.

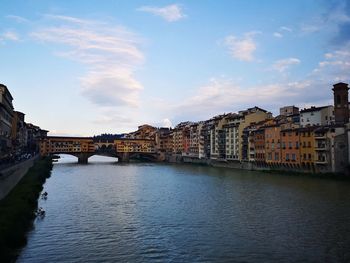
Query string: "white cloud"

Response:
xmin=300 ymin=1 xmax=350 ymax=36
xmin=300 ymin=24 xmax=320 ymax=34
xmin=31 ymin=15 xmax=144 ymax=108
xmin=312 ymin=45 xmax=350 ymax=82
xmin=271 ymin=58 xmax=300 ymax=72
xmin=168 ymin=77 xmax=311 ymax=120
xmin=6 ymin=15 xmax=29 ymax=23
xmin=1 ymin=31 xmax=19 ymax=41
xmin=280 ymin=26 xmax=292 ymax=32
xmin=273 ymin=32 xmax=283 ymax=38
xmin=138 ymin=4 xmax=185 ymax=22
xmin=224 ymin=31 xmax=260 ymax=61
xmin=161 ymin=118 xmax=172 ymax=128
xmin=273 ymin=26 xmax=292 ymax=38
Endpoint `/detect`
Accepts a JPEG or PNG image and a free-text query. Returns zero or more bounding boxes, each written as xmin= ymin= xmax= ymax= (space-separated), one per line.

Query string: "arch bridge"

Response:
xmin=39 ymin=136 xmax=159 ymax=163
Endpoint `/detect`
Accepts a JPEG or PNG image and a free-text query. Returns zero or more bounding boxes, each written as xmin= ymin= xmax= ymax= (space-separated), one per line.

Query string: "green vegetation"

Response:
xmin=0 ymin=158 xmax=53 ymax=262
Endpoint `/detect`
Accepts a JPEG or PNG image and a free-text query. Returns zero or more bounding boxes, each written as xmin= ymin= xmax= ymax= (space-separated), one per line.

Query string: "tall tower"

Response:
xmin=333 ymin=82 xmax=349 ymax=125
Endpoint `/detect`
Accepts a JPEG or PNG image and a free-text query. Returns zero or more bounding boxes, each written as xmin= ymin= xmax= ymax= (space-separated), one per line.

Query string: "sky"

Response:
xmin=0 ymin=0 xmax=350 ymax=136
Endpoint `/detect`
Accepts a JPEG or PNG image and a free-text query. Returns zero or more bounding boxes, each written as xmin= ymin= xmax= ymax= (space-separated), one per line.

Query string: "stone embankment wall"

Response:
xmin=180 ymin=156 xmax=339 ymax=174
xmin=0 ymin=156 xmax=39 ymax=200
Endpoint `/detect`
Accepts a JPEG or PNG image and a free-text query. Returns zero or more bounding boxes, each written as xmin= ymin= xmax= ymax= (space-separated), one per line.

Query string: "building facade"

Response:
xmin=300 ymin=106 xmax=334 ymax=127
xmin=333 ymin=82 xmax=349 ymax=125
xmin=0 ymin=84 xmax=14 ymax=157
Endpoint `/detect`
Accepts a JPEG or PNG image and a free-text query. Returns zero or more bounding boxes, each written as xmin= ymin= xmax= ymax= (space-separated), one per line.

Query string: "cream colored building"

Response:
xmin=223 ymin=107 xmax=271 ymax=161
xmin=210 ymin=114 xmax=231 ymax=159
xmin=188 ymin=122 xmax=205 ymax=158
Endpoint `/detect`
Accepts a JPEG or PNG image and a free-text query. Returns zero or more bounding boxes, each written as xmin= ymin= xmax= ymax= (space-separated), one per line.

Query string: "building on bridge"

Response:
xmin=40 ymin=137 xmax=95 ymax=156
xmin=114 ymin=139 xmax=155 ymax=153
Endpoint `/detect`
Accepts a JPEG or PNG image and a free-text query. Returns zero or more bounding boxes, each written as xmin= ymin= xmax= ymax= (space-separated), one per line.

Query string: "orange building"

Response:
xmin=158 ymin=130 xmax=173 ymax=154
xmin=265 ymin=124 xmax=281 ymax=164
xmin=129 ymin=124 xmax=157 ymax=140
xmin=299 ymin=127 xmax=316 ymax=169
xmin=114 ymin=139 xmax=155 ymax=153
xmin=252 ymin=128 xmax=266 ymax=163
xmin=280 ymin=128 xmax=300 ymax=166
xmin=39 ymin=137 xmax=95 ymax=156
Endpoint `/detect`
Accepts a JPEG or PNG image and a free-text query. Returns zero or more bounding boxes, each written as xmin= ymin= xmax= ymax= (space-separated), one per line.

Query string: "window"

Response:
xmin=308 ymin=154 xmax=312 ymax=160
xmin=275 ymin=153 xmax=279 ymax=161
xmin=296 ymin=142 xmax=299 ymax=149
xmin=292 ymin=154 xmax=296 ymax=161
xmin=286 ymin=153 xmax=290 ymax=161
xmin=289 ymin=142 xmax=292 ymax=149
xmin=268 ymin=153 xmax=272 ymax=160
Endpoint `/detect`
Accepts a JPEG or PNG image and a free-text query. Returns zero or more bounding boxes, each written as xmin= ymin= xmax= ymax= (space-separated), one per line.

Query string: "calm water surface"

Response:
xmin=18 ymin=155 xmax=350 ymax=262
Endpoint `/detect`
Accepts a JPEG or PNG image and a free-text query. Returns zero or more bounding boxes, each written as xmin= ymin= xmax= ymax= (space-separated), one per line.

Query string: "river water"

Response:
xmin=18 ymin=155 xmax=350 ymax=262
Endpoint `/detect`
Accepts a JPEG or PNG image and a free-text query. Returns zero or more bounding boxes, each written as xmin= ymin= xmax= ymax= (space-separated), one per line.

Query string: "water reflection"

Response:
xmin=18 ymin=157 xmax=350 ymax=262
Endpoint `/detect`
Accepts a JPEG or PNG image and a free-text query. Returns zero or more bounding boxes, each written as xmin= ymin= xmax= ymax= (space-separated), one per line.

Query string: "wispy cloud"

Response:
xmin=6 ymin=15 xmax=30 ymax=23
xmin=273 ymin=32 xmax=283 ymax=38
xmin=138 ymin=4 xmax=186 ymax=22
xmin=273 ymin=26 xmax=292 ymax=38
xmin=300 ymin=0 xmax=350 ymax=40
xmin=223 ymin=31 xmax=260 ymax=61
xmin=31 ymin=15 xmax=144 ymax=108
xmin=280 ymin=26 xmax=292 ymax=32
xmin=0 ymin=30 xmax=20 ymax=42
xmin=312 ymin=44 xmax=350 ymax=82
xmin=271 ymin=58 xmax=300 ymax=72
xmin=168 ymin=77 xmax=312 ymax=121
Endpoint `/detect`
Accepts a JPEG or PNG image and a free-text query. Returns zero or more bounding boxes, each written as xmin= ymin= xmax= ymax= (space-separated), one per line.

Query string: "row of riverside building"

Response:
xmin=0 ymin=83 xmax=48 ymax=163
xmin=123 ymin=83 xmax=350 ymax=174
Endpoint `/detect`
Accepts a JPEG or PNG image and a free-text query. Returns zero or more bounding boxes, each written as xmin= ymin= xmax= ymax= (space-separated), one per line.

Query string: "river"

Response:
xmin=18 ymin=155 xmax=350 ymax=262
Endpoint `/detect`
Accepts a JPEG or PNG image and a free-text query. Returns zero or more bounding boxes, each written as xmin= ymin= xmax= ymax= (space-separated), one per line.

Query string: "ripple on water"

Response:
xmin=18 ymin=157 xmax=350 ymax=262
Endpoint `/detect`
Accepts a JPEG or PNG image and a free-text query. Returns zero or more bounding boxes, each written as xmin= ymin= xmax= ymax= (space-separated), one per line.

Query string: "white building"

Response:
xmin=186 ymin=122 xmax=205 ymax=159
xmin=300 ymin=106 xmax=334 ymax=127
xmin=223 ymin=114 xmax=242 ymax=160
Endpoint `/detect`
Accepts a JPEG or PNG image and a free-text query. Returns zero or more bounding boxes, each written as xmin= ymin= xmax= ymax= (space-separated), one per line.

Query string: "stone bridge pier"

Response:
xmin=118 ymin=152 xmax=130 ymax=162
xmin=72 ymin=153 xmax=94 ymax=164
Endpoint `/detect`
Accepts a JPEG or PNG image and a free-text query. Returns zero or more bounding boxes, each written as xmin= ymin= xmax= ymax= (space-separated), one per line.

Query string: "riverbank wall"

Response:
xmin=0 ymin=157 xmax=53 ymax=263
xmin=0 ymin=156 xmax=40 ymax=200
xmin=178 ymin=156 xmax=349 ymax=176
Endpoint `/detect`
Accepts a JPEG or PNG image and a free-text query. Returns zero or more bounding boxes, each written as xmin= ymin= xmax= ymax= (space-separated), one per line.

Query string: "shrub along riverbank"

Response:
xmin=0 ymin=157 xmax=53 ymax=262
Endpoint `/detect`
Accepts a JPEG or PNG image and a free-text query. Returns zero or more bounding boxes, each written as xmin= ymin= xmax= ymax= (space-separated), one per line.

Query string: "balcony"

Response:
xmin=315 ymin=159 xmax=328 ymax=164
xmin=315 ymin=144 xmax=327 ymax=150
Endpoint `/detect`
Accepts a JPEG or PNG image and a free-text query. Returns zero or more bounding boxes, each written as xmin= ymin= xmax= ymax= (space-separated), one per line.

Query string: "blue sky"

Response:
xmin=0 ymin=0 xmax=349 ymax=136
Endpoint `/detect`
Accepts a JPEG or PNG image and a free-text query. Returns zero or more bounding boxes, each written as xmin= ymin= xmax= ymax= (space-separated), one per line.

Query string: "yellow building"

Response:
xmin=237 ymin=107 xmax=272 ymax=160
xmin=39 ymin=137 xmax=95 ymax=156
xmin=127 ymin=124 xmax=157 ymax=140
xmin=299 ymin=127 xmax=316 ymax=169
xmin=114 ymin=139 xmax=155 ymax=153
